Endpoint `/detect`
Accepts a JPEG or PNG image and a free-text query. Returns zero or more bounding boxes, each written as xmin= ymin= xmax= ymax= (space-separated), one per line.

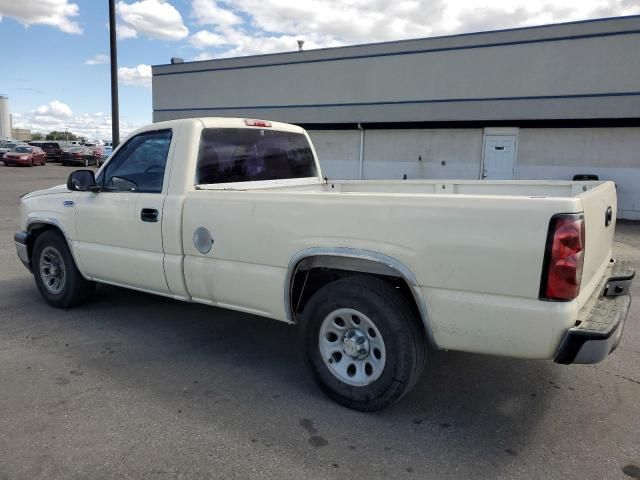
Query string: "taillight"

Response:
xmin=244 ymin=119 xmax=272 ymax=127
xmin=540 ymin=213 xmax=585 ymax=301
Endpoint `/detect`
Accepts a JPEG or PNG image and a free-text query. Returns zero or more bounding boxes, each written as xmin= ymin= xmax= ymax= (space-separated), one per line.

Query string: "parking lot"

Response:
xmin=0 ymin=164 xmax=638 ymax=479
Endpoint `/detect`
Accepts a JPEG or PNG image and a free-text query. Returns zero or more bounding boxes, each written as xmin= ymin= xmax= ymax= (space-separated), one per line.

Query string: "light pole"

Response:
xmin=109 ymin=0 xmax=120 ymax=147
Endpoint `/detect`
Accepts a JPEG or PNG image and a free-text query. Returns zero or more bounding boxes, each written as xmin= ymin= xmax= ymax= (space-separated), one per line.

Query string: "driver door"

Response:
xmin=74 ymin=129 xmax=173 ymax=294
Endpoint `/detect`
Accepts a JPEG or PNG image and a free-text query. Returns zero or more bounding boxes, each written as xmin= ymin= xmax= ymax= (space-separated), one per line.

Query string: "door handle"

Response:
xmin=140 ymin=208 xmax=159 ymax=223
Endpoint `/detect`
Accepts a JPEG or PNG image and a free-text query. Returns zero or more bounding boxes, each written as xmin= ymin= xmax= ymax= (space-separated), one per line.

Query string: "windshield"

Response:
xmin=14 ymin=146 xmax=31 ymax=153
xmin=196 ymin=128 xmax=318 ymax=184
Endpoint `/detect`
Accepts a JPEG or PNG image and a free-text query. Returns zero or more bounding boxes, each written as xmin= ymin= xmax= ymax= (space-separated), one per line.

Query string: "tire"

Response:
xmin=32 ymin=230 xmax=95 ymax=308
xmin=299 ymin=275 xmax=426 ymax=411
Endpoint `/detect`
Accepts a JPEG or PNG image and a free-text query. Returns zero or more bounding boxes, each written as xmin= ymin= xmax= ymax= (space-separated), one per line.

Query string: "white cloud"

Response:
xmin=116 ymin=0 xmax=189 ymax=41
xmin=189 ymin=30 xmax=229 ymax=49
xmin=35 ymin=100 xmax=73 ymax=118
xmin=85 ymin=54 xmax=110 ymax=65
xmin=188 ymin=0 xmax=640 ymax=58
xmin=191 ymin=0 xmax=242 ymax=27
xmin=117 ymin=23 xmax=138 ymax=39
xmin=0 ymin=0 xmax=82 ymax=34
xmin=118 ymin=64 xmax=152 ymax=87
xmin=12 ymin=105 xmax=141 ymax=141
xmin=192 ymin=29 xmax=341 ymax=57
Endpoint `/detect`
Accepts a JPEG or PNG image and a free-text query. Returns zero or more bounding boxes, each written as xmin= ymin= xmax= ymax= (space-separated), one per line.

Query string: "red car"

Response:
xmin=83 ymin=142 xmax=103 ymax=159
xmin=3 ymin=146 xmax=47 ymax=166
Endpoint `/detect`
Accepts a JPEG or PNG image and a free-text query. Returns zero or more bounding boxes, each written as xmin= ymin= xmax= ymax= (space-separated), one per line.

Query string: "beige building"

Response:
xmin=11 ymin=128 xmax=32 ymax=141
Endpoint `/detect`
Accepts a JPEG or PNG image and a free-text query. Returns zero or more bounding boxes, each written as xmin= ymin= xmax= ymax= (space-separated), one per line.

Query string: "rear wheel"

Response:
xmin=32 ymin=230 xmax=95 ymax=308
xmin=299 ymin=275 xmax=426 ymax=411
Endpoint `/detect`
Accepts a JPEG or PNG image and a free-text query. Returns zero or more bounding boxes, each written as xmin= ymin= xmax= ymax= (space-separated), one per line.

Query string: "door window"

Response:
xmin=97 ymin=130 xmax=172 ymax=193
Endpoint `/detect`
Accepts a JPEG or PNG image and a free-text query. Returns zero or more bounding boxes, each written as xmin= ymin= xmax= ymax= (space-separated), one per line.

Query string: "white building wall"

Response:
xmin=517 ymin=127 xmax=640 ymax=220
xmin=362 ymin=129 xmax=483 ymax=180
xmin=311 ymin=128 xmax=484 ymax=180
xmin=308 ymin=130 xmax=361 ymax=179
xmin=309 ymin=127 xmax=640 ymax=219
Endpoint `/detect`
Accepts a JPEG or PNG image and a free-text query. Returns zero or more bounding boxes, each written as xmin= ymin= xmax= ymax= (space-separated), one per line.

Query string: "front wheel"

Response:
xmin=32 ymin=230 xmax=95 ymax=308
xmin=299 ymin=275 xmax=426 ymax=411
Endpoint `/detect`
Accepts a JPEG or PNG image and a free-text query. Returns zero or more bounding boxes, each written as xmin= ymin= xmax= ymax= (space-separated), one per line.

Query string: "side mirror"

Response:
xmin=67 ymin=170 xmax=99 ymax=192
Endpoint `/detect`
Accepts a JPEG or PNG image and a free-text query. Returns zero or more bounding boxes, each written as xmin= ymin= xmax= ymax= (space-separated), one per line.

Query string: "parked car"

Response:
xmin=36 ymin=141 xmax=66 ymax=162
xmin=14 ymin=118 xmax=634 ymax=411
xmin=0 ymin=142 xmax=23 ymax=156
xmin=3 ymin=145 xmax=47 ymax=166
xmin=83 ymin=142 xmax=103 ymax=159
xmin=98 ymin=144 xmax=113 ymax=167
xmin=61 ymin=146 xmax=97 ymax=166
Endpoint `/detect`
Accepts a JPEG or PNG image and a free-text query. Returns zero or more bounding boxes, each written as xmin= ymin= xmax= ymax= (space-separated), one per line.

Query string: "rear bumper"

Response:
xmin=63 ymin=156 xmax=93 ymax=165
xmin=554 ymin=260 xmax=634 ymax=364
xmin=14 ymin=231 xmax=31 ymax=272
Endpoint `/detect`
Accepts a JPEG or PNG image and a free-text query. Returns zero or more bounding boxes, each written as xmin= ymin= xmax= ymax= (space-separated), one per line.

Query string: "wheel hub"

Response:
xmin=318 ymin=308 xmax=386 ymax=387
xmin=342 ymin=329 xmax=369 ymax=359
xmin=39 ymin=246 xmax=66 ymax=295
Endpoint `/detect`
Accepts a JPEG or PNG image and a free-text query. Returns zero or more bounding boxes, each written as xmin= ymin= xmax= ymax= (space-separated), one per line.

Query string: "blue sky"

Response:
xmin=0 ymin=0 xmax=193 ymax=139
xmin=0 ymin=0 xmax=637 ymax=140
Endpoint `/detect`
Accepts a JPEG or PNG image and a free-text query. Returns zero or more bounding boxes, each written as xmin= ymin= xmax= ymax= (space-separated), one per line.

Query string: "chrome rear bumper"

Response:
xmin=554 ymin=260 xmax=634 ymax=364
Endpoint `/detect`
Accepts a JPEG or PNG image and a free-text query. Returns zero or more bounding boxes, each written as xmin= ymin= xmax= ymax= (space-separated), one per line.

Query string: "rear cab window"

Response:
xmin=196 ymin=128 xmax=318 ymax=185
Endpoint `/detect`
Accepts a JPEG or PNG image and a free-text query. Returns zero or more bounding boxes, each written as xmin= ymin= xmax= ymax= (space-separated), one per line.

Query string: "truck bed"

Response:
xmin=199 ymin=178 xmax=605 ymax=198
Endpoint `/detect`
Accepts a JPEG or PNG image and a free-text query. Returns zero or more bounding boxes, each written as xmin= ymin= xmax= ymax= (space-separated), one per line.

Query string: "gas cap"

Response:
xmin=193 ymin=227 xmax=214 ymax=254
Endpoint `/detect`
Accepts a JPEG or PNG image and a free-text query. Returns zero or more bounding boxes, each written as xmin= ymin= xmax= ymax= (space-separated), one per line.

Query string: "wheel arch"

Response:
xmin=285 ymin=247 xmax=437 ymax=348
xmin=26 ymin=218 xmax=84 ymax=276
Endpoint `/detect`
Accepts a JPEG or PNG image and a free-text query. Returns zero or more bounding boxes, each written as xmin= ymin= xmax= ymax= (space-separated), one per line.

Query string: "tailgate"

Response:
xmin=578 ymin=182 xmax=618 ymax=303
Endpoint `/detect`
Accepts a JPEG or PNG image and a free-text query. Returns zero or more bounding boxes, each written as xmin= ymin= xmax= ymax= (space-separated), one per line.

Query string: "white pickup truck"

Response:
xmin=15 ymin=117 xmax=634 ymax=411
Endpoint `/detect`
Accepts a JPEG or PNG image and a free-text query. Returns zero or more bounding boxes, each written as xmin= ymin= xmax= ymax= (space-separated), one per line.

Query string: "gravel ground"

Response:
xmin=0 ymin=163 xmax=639 ymax=479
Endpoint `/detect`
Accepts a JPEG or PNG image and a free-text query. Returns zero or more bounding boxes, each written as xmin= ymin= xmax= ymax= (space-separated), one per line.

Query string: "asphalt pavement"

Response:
xmin=0 ymin=163 xmax=638 ymax=479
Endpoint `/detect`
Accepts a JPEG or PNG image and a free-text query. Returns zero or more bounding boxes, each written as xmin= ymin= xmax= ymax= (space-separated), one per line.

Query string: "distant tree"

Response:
xmin=31 ymin=133 xmax=45 ymax=141
xmin=45 ymin=130 xmax=79 ymax=141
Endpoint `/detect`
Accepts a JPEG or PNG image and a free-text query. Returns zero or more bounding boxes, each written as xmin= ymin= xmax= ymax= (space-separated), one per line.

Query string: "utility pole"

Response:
xmin=108 ymin=0 xmax=120 ymax=147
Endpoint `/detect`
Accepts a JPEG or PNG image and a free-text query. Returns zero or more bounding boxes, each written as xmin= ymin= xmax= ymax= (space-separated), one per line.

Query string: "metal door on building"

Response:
xmin=482 ymin=135 xmax=517 ymax=179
